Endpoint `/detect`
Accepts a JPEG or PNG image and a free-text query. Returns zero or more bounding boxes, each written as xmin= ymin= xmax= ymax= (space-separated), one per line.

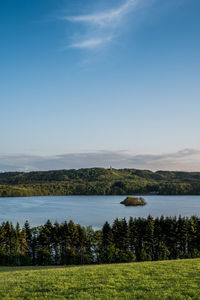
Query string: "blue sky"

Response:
xmin=0 ymin=0 xmax=200 ymax=171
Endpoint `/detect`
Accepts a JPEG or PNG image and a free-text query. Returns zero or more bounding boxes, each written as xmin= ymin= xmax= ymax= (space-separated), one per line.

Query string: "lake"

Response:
xmin=0 ymin=195 xmax=200 ymax=229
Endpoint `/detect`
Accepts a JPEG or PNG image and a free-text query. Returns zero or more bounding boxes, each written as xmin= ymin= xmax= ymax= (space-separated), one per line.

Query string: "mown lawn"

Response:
xmin=0 ymin=259 xmax=199 ymax=299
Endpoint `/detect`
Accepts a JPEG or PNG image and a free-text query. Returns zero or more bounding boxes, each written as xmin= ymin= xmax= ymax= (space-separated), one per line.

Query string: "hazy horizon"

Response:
xmin=0 ymin=148 xmax=200 ymax=172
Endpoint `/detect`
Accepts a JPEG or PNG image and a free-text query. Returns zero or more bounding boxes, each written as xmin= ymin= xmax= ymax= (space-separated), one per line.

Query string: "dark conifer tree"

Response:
xmin=24 ymin=220 xmax=32 ymax=264
xmin=163 ymin=217 xmax=178 ymax=259
xmin=102 ymin=221 xmax=113 ymax=247
xmin=85 ymin=226 xmax=95 ymax=264
xmin=60 ymin=221 xmax=68 ymax=264
xmin=101 ymin=221 xmax=114 ymax=263
xmin=143 ymin=215 xmax=154 ymax=258
xmin=76 ymin=224 xmax=87 ymax=264
xmin=128 ymin=217 xmax=136 ymax=252
xmin=4 ymin=222 xmax=15 ymax=265
xmin=177 ymin=216 xmax=188 ymax=258
xmin=52 ymin=221 xmax=61 ymax=265
xmin=154 ymin=216 xmax=169 ymax=260
xmin=188 ymin=216 xmax=199 ymax=257
xmin=134 ymin=218 xmax=145 ymax=260
xmin=0 ymin=223 xmax=6 ymax=265
xmin=37 ymin=220 xmax=53 ymax=265
xmin=67 ymin=220 xmax=79 ymax=264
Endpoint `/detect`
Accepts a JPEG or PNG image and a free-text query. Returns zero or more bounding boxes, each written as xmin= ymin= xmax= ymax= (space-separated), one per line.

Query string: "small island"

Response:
xmin=120 ymin=196 xmax=147 ymax=206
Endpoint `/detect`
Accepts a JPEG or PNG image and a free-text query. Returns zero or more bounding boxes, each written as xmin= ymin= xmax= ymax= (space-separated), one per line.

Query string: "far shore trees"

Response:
xmin=1 ymin=168 xmax=200 ymax=197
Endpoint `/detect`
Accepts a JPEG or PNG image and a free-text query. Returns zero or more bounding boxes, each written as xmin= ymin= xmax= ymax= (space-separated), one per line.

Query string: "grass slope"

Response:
xmin=0 ymin=259 xmax=199 ymax=299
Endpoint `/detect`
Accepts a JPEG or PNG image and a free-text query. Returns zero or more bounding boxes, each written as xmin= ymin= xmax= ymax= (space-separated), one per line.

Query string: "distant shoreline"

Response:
xmin=0 ymin=167 xmax=200 ymax=197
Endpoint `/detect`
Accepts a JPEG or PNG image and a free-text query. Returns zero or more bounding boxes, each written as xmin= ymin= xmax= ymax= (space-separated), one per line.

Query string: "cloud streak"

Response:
xmin=63 ymin=0 xmax=141 ymax=49
xmin=65 ymin=0 xmax=138 ymax=27
xmin=70 ymin=37 xmax=112 ymax=49
xmin=0 ymin=149 xmax=200 ymax=172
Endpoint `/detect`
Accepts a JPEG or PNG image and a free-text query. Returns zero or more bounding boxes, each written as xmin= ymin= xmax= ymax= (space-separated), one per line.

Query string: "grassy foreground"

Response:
xmin=0 ymin=259 xmax=199 ymax=299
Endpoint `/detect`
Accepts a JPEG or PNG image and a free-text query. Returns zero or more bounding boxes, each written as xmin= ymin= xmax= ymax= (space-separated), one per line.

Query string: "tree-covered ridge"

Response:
xmin=0 ymin=216 xmax=200 ymax=266
xmin=1 ymin=168 xmax=200 ymax=197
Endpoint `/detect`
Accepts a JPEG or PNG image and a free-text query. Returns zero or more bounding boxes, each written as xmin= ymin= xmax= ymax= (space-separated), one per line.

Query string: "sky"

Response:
xmin=0 ymin=0 xmax=200 ymax=171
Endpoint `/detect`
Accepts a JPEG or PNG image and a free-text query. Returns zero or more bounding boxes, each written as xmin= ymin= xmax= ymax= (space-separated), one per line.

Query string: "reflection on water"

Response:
xmin=0 ymin=195 xmax=200 ymax=229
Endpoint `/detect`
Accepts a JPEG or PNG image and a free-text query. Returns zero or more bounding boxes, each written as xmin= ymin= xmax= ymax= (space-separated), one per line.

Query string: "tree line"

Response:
xmin=1 ymin=181 xmax=200 ymax=198
xmin=1 ymin=168 xmax=200 ymax=197
xmin=0 ymin=215 xmax=200 ymax=266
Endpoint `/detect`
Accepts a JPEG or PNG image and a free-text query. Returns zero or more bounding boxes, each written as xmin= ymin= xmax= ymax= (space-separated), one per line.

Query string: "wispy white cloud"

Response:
xmin=0 ymin=149 xmax=200 ymax=172
xmin=65 ymin=0 xmax=138 ymax=27
xmin=63 ymin=0 xmax=141 ymax=49
xmin=70 ymin=37 xmax=112 ymax=49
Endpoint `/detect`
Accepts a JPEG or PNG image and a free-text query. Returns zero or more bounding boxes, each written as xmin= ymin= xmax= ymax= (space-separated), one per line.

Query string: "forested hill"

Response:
xmin=0 ymin=168 xmax=200 ymax=197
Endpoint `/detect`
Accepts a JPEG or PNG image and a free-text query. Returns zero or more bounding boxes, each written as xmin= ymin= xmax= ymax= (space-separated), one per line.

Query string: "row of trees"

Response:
xmin=1 ymin=181 xmax=200 ymax=198
xmin=0 ymin=216 xmax=200 ymax=266
xmin=1 ymin=168 xmax=200 ymax=184
xmin=1 ymin=168 xmax=200 ymax=197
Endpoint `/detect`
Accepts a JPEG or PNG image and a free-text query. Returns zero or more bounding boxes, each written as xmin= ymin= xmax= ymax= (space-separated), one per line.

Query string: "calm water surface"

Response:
xmin=0 ymin=195 xmax=200 ymax=228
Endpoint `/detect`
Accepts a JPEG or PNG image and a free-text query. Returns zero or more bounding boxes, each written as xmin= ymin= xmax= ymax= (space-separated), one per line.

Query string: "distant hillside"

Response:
xmin=1 ymin=168 xmax=200 ymax=197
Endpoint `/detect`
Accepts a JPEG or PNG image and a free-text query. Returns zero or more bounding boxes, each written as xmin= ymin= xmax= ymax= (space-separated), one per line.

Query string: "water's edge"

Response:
xmin=0 ymin=195 xmax=199 ymax=228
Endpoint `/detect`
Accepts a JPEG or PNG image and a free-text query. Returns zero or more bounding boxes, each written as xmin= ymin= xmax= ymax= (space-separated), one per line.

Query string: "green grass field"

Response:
xmin=0 ymin=259 xmax=199 ymax=299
